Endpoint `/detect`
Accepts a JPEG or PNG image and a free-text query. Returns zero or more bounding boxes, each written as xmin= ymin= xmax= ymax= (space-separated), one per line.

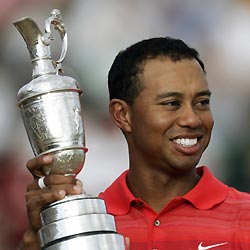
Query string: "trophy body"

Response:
xmin=14 ymin=10 xmax=125 ymax=250
xmin=17 ymin=74 xmax=86 ymax=176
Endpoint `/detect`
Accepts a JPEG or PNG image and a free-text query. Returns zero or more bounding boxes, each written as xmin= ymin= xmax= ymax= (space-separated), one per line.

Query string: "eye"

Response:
xmin=159 ymin=100 xmax=181 ymax=111
xmin=161 ymin=100 xmax=181 ymax=106
xmin=195 ymin=98 xmax=210 ymax=110
xmin=199 ymin=99 xmax=210 ymax=105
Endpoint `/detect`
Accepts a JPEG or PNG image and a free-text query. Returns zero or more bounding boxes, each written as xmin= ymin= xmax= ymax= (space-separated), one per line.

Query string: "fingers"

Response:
xmin=27 ymin=155 xmax=53 ymax=177
xmin=26 ymin=189 xmax=66 ymax=231
xmin=19 ymin=228 xmax=40 ymax=250
xmin=26 ymin=175 xmax=84 ymax=231
xmin=24 ymin=154 xmax=86 ymax=243
xmin=28 ymin=174 xmax=82 ymax=191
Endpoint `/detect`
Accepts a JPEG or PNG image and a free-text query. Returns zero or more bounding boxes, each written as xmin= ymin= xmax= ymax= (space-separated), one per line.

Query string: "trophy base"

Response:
xmin=39 ymin=194 xmax=125 ymax=250
xmin=41 ymin=233 xmax=125 ymax=250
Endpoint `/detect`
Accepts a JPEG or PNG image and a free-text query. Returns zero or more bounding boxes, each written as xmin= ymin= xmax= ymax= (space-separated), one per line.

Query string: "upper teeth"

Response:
xmin=174 ymin=138 xmax=198 ymax=147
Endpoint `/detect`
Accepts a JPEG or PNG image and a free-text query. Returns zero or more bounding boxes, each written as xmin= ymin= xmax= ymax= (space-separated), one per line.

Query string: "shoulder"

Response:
xmin=224 ymin=187 xmax=250 ymax=219
xmin=227 ymin=187 xmax=250 ymax=203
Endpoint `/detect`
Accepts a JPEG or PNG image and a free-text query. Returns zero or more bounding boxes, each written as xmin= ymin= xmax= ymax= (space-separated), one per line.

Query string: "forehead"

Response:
xmin=139 ymin=57 xmax=208 ymax=93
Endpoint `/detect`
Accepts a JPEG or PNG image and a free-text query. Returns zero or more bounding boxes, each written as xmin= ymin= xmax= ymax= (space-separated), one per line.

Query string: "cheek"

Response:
xmin=132 ymin=111 xmax=165 ymax=136
xmin=131 ymin=103 xmax=176 ymax=135
xmin=145 ymin=112 xmax=170 ymax=128
xmin=199 ymin=112 xmax=214 ymax=140
xmin=203 ymin=113 xmax=214 ymax=131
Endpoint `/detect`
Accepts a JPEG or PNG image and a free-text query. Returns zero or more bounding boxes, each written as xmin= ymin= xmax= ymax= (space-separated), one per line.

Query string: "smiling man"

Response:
xmin=21 ymin=37 xmax=250 ymax=250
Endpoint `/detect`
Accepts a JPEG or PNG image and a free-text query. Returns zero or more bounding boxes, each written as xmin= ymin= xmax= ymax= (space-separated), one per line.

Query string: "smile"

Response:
xmin=173 ymin=138 xmax=198 ymax=147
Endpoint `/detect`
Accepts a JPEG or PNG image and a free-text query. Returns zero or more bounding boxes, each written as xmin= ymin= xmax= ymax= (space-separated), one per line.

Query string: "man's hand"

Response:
xmin=20 ymin=154 xmax=84 ymax=250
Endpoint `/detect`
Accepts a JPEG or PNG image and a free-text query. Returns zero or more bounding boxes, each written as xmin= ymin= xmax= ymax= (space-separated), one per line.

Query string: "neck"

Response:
xmin=127 ymin=167 xmax=200 ymax=212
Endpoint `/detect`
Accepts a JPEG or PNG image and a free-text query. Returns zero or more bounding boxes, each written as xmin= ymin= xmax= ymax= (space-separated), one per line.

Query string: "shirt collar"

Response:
xmin=99 ymin=166 xmax=229 ymax=215
xmin=183 ymin=166 xmax=228 ymax=209
xmin=99 ymin=170 xmax=134 ymax=215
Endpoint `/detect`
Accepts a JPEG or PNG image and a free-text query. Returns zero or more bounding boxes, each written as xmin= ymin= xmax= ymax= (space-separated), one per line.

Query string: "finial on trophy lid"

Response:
xmin=14 ymin=9 xmax=87 ymax=177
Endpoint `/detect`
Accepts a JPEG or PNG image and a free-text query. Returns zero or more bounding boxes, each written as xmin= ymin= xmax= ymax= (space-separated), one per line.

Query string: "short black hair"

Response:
xmin=108 ymin=37 xmax=205 ymax=105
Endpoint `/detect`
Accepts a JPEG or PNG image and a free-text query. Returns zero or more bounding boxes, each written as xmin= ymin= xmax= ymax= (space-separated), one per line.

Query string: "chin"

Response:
xmin=170 ymin=158 xmax=201 ymax=173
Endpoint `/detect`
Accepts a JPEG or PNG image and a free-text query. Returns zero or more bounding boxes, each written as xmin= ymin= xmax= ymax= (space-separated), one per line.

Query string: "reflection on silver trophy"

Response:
xmin=14 ymin=9 xmax=125 ymax=250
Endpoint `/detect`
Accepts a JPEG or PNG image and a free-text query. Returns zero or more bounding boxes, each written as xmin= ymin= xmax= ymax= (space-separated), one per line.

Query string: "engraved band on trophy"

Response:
xmin=14 ymin=9 xmax=125 ymax=250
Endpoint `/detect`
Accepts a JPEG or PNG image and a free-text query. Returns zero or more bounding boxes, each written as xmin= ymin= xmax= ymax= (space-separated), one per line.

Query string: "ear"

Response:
xmin=109 ymin=99 xmax=132 ymax=133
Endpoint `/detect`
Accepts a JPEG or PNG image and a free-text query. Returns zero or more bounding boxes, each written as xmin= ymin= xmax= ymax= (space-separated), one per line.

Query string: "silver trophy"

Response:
xmin=14 ymin=9 xmax=125 ymax=250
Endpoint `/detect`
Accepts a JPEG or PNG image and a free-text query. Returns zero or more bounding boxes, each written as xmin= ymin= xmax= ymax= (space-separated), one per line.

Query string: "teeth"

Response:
xmin=174 ymin=138 xmax=197 ymax=147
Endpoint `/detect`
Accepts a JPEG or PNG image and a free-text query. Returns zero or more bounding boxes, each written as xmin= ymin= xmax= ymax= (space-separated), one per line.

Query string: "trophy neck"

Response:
xmin=31 ymin=57 xmax=57 ymax=79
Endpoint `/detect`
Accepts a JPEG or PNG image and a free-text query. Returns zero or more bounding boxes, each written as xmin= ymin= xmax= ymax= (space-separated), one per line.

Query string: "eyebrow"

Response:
xmin=155 ymin=92 xmax=184 ymax=100
xmin=155 ymin=89 xmax=212 ymax=100
xmin=195 ymin=90 xmax=212 ymax=98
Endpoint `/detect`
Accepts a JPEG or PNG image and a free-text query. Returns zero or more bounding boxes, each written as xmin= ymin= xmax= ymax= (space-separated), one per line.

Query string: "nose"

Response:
xmin=177 ymin=105 xmax=202 ymax=128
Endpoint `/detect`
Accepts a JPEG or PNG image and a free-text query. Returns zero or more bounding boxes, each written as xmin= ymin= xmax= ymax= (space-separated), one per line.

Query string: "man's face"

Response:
xmin=127 ymin=57 xmax=214 ymax=174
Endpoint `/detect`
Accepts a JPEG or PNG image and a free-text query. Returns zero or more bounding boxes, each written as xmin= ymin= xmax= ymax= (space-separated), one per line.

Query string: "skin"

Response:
xmin=109 ymin=57 xmax=214 ymax=211
xmin=21 ymin=57 xmax=213 ymax=249
xmin=20 ymin=155 xmax=83 ymax=250
xmin=21 ymin=156 xmax=130 ymax=250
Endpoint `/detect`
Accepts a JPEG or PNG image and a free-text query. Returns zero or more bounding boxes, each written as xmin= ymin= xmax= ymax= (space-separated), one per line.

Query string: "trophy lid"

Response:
xmin=17 ymin=74 xmax=82 ymax=106
xmin=14 ymin=9 xmax=81 ymax=107
xmin=14 ymin=9 xmax=68 ymax=79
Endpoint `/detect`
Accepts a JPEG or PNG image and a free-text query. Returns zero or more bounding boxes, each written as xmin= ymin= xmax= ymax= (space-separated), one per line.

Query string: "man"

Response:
xmin=21 ymin=37 xmax=250 ymax=249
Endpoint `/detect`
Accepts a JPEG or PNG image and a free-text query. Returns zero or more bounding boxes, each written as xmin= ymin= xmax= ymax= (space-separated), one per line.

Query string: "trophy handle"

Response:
xmin=43 ymin=9 xmax=68 ymax=73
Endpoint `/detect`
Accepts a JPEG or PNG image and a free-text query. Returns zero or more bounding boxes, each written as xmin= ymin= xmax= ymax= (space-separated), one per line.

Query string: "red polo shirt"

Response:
xmin=99 ymin=166 xmax=250 ymax=250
